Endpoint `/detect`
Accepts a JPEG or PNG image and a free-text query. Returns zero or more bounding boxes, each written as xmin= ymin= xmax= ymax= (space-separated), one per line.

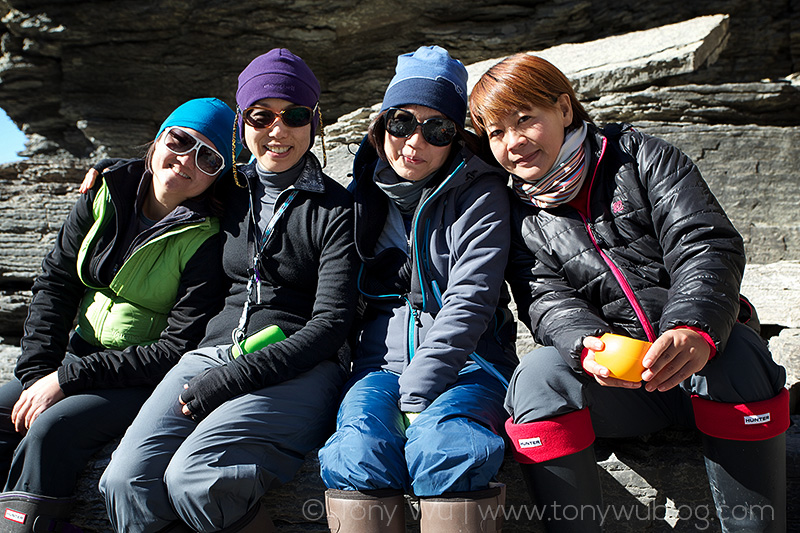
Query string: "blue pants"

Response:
xmin=506 ymin=323 xmax=786 ymax=436
xmin=318 ymin=366 xmax=508 ymax=496
xmin=99 ymin=347 xmax=345 ymax=533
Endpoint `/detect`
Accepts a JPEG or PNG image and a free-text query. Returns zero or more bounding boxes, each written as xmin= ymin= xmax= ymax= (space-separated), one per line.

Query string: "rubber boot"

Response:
xmin=419 ymin=483 xmax=505 ymax=533
xmin=518 ymin=446 xmax=603 ymax=532
xmin=325 ymin=489 xmax=405 ymax=532
xmin=0 ymin=492 xmax=83 ymax=533
xmin=703 ymin=433 xmax=786 ymax=532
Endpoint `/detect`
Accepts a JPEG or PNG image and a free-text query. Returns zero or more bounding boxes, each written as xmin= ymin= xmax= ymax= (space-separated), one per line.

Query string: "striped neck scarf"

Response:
xmin=513 ymin=121 xmax=589 ymax=209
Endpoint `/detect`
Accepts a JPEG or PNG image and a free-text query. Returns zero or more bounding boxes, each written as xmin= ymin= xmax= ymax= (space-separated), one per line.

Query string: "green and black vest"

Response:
xmin=74 ymin=181 xmax=219 ymax=349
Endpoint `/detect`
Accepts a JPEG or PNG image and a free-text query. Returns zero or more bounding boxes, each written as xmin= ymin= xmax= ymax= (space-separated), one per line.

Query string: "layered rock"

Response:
xmin=0 ymin=1 xmax=796 ymax=157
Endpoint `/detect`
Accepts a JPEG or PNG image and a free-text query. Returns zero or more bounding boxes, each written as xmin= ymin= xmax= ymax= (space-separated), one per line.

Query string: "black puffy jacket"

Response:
xmin=507 ymin=123 xmax=747 ymax=371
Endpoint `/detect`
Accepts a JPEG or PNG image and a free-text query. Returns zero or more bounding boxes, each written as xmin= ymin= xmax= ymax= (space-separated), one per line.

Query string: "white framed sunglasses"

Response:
xmin=162 ymin=127 xmax=225 ymax=176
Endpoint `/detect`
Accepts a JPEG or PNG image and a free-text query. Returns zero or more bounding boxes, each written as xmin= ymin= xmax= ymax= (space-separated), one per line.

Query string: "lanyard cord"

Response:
xmin=231 ymin=189 xmax=299 ymax=349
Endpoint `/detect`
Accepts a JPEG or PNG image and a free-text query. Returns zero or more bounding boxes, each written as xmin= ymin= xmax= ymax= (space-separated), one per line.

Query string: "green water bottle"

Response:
xmin=231 ymin=325 xmax=286 ymax=358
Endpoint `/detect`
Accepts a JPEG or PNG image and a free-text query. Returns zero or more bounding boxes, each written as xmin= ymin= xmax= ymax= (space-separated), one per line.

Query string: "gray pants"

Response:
xmin=506 ymin=323 xmax=787 ymax=437
xmin=99 ymin=346 xmax=345 ymax=533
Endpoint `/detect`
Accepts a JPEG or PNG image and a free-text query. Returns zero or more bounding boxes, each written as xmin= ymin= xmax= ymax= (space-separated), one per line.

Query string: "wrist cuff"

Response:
xmin=674 ymin=326 xmax=717 ymax=359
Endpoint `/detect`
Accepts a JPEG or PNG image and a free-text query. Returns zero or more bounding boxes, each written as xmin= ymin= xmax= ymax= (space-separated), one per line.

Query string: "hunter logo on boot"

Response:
xmin=518 ymin=437 xmax=542 ymax=448
xmin=744 ymin=412 xmax=771 ymax=425
xmin=3 ymin=508 xmax=27 ymax=524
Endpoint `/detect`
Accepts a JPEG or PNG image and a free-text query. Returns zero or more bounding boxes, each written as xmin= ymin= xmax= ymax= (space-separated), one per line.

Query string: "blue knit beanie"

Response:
xmin=156 ymin=97 xmax=241 ymax=176
xmin=380 ymin=45 xmax=468 ymax=128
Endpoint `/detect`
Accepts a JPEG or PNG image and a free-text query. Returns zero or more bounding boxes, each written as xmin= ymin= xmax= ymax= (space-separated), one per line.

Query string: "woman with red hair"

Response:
xmin=470 ymin=53 xmax=788 ymax=532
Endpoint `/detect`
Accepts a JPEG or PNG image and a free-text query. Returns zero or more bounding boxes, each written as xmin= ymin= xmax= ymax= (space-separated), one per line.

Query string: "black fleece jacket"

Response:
xmin=179 ymin=154 xmax=358 ymax=419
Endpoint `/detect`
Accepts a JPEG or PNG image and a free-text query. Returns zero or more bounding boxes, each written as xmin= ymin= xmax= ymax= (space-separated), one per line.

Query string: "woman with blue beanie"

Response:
xmin=99 ymin=48 xmax=358 ymax=533
xmin=0 ymin=97 xmax=237 ymax=532
xmin=318 ymin=45 xmax=516 ymax=533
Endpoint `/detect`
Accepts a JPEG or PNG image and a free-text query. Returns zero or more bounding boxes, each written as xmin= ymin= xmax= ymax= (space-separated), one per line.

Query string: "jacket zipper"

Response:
xmin=402 ymin=159 xmax=509 ymax=387
xmin=581 ymin=137 xmax=657 ymax=342
xmin=86 ymin=191 xmax=207 ymax=288
xmin=411 ymin=160 xmax=466 ymax=309
xmin=404 ymin=159 xmax=466 ymax=363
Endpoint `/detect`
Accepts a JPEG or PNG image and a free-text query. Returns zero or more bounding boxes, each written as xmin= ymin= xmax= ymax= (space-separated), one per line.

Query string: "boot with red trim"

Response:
xmin=692 ymin=389 xmax=790 ymax=532
xmin=506 ymin=409 xmax=603 ymax=532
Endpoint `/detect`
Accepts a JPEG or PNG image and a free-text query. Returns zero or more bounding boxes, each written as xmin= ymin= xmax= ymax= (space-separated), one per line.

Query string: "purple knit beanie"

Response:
xmin=236 ymin=48 xmax=321 ymax=139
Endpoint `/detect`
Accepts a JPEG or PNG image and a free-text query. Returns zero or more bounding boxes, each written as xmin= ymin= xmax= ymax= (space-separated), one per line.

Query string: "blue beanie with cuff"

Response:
xmin=380 ymin=45 xmax=468 ymax=128
xmin=156 ymin=97 xmax=241 ymax=176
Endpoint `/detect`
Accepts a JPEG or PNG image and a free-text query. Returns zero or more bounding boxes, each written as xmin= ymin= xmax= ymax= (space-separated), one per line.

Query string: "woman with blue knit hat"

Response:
xmin=318 ymin=45 xmax=516 ymax=533
xmin=0 ymin=97 xmax=237 ymax=532
xmin=100 ymin=48 xmax=357 ymax=533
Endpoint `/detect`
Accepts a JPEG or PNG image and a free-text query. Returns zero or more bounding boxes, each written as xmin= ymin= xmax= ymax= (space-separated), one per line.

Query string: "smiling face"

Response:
xmin=243 ymin=98 xmax=312 ymax=173
xmin=382 ymin=105 xmax=452 ymax=182
xmin=486 ymin=94 xmax=573 ymax=183
xmin=150 ymin=127 xmax=220 ymax=208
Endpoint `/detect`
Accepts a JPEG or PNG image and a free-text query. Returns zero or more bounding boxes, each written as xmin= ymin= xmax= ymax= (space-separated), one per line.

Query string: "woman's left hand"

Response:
xmin=641 ymin=329 xmax=711 ymax=392
xmin=11 ymin=372 xmax=66 ymax=434
xmin=179 ymin=384 xmax=192 ymax=418
xmin=178 ymin=367 xmax=239 ymax=422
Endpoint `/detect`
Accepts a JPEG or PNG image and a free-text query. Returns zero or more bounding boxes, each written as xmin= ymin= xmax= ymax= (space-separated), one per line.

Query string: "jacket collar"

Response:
xmin=240 ymin=152 xmax=327 ymax=195
xmin=351 ymin=136 xmax=492 ymax=200
xmin=586 ymin=122 xmax=606 ymax=161
xmin=351 ymin=136 xmax=500 ymax=262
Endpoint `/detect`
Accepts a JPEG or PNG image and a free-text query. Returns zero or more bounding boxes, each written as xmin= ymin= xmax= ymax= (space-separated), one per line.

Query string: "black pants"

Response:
xmin=0 ymin=357 xmax=152 ymax=497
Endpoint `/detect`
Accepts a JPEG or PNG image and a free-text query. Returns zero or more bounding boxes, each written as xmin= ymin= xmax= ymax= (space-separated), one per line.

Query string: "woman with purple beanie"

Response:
xmin=99 ymin=48 xmax=357 ymax=533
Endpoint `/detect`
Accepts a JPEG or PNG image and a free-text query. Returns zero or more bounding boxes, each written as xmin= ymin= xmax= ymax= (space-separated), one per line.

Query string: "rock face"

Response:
xmin=0 ymin=0 xmax=796 ymax=157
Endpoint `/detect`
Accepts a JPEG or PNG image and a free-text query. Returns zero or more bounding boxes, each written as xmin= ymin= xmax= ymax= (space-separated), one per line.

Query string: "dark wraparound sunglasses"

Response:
xmin=163 ymin=127 xmax=224 ymax=176
xmin=242 ymin=104 xmax=317 ymax=129
xmin=384 ymin=108 xmax=457 ymax=147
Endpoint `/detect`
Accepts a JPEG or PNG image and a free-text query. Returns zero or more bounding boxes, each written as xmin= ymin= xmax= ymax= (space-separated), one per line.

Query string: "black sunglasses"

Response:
xmin=384 ymin=108 xmax=457 ymax=147
xmin=163 ymin=127 xmax=225 ymax=176
xmin=242 ymin=104 xmax=316 ymax=129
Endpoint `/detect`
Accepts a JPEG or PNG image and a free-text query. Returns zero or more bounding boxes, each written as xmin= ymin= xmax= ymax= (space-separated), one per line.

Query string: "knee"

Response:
xmin=163 ymin=451 xmax=202 ymax=504
xmin=163 ymin=456 xmax=216 ymax=529
xmin=164 ymin=453 xmax=259 ymax=531
xmin=695 ymin=324 xmax=786 ymax=402
xmin=405 ymin=413 xmax=505 ymax=471
xmin=20 ymin=412 xmax=71 ymax=452
xmin=406 ymin=418 xmax=504 ymax=495
xmin=99 ymin=451 xmax=136 ymax=502
xmin=506 ymin=346 xmax=585 ymax=422
xmin=319 ymin=424 xmax=406 ymax=490
xmin=511 ymin=346 xmax=579 ymax=391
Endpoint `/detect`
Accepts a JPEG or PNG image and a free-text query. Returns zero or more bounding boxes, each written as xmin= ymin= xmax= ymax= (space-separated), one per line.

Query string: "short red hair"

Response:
xmin=469 ymin=53 xmax=592 ymax=137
